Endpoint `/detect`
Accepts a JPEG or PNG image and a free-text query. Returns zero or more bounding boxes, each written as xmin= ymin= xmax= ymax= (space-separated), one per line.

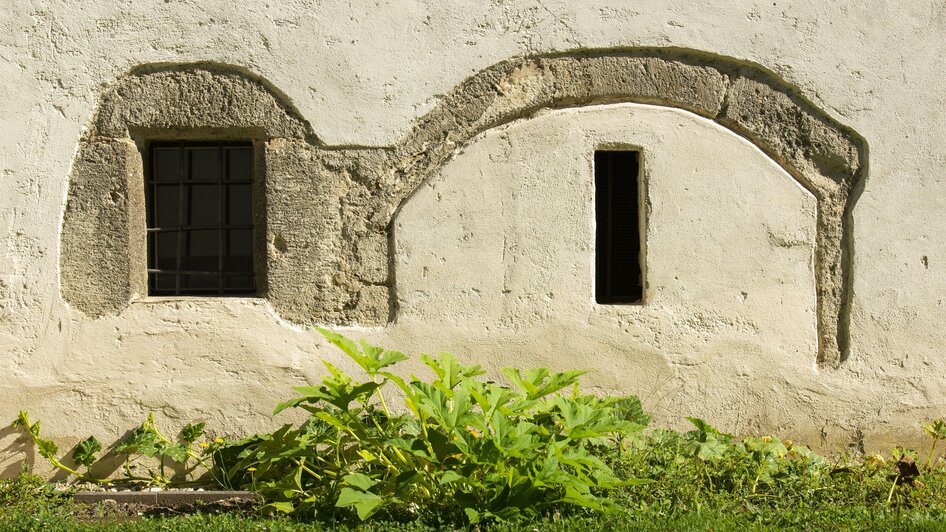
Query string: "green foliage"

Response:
xmin=112 ymin=413 xmax=211 ymax=485
xmin=12 ymin=410 xmax=214 ymax=486
xmin=217 ymin=328 xmax=649 ymax=525
xmin=10 ymin=335 xmax=946 ymax=530
xmin=12 ymin=411 xmax=93 ymax=480
xmin=923 ymin=418 xmax=946 ymax=469
xmin=7 ymin=406 xmax=946 ymax=530
xmin=181 ymin=422 xmax=207 ymax=444
xmin=72 ymin=436 xmax=102 ymax=468
xmin=613 ymin=417 xmax=946 ymax=529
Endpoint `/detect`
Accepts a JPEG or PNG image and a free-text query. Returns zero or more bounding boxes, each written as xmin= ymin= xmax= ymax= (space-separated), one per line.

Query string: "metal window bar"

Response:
xmin=146 ymin=142 xmax=256 ymax=296
xmin=147 ymin=225 xmax=253 ymax=232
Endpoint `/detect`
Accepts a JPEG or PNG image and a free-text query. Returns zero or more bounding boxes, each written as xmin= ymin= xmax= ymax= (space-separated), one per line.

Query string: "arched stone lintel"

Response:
xmin=91 ymin=63 xmax=314 ymax=141
xmin=388 ymin=50 xmax=867 ymax=368
xmin=59 ymin=51 xmax=867 ymax=368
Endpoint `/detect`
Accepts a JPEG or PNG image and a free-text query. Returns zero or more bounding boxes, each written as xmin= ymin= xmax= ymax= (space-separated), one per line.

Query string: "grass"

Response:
xmin=5 ymin=494 xmax=946 ymax=531
xmin=6 ymin=430 xmax=946 ymax=532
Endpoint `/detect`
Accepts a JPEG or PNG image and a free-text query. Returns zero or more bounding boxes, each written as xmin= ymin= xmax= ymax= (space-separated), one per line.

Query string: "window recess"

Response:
xmin=595 ymin=150 xmax=643 ymax=304
xmin=146 ymin=141 xmax=256 ymax=296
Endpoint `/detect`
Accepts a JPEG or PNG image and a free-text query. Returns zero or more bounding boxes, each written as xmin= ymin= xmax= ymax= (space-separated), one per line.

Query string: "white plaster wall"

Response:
xmin=2 ymin=0 xmax=946 ymax=474
xmin=395 ymin=104 xmax=817 ymax=362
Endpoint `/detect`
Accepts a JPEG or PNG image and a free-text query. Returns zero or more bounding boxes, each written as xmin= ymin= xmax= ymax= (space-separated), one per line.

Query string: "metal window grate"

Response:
xmin=146 ymin=141 xmax=256 ymax=296
xmin=595 ymin=150 xmax=643 ymax=304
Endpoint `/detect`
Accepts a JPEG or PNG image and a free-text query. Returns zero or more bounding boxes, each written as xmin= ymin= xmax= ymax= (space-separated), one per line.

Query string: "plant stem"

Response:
xmin=297 ymin=459 xmax=323 ymax=481
xmin=887 ymin=474 xmax=900 ymax=505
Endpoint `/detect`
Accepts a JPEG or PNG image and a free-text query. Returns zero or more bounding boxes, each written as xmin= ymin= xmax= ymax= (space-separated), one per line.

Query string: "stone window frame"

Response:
xmin=61 ymin=50 xmax=867 ymax=368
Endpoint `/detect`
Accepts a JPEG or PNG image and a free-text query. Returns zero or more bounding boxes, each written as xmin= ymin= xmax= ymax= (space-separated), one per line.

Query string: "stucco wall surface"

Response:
xmin=1 ymin=0 xmax=945 ymax=475
xmin=395 ymin=104 xmax=817 ymax=359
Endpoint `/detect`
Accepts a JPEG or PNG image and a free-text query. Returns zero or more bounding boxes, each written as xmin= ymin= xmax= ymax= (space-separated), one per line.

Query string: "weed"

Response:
xmin=217 ymin=328 xmax=650 ymax=524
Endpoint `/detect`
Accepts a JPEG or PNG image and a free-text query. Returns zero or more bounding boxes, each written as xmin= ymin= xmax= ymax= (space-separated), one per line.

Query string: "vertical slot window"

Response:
xmin=146 ymin=141 xmax=256 ymax=296
xmin=595 ymin=150 xmax=642 ymax=304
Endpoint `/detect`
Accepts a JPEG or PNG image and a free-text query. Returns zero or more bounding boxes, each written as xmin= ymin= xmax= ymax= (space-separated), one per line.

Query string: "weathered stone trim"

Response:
xmin=60 ymin=50 xmax=866 ymax=368
xmin=61 ymin=139 xmax=147 ymax=314
xmin=386 ymin=50 xmax=867 ymax=368
xmin=91 ymin=63 xmax=312 ymax=140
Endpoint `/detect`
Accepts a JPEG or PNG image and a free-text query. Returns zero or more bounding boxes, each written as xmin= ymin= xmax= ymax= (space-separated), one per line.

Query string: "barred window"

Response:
xmin=146 ymin=142 xmax=256 ymax=296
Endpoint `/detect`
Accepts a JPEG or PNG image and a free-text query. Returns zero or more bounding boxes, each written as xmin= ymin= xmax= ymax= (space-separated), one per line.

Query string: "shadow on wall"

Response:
xmin=0 ymin=426 xmax=32 ymax=479
xmin=58 ymin=48 xmax=867 ymax=369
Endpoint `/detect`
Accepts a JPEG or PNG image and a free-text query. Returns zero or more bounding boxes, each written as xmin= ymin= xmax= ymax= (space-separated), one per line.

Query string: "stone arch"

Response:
xmin=91 ymin=62 xmax=314 ymax=140
xmin=62 ymin=63 xmax=396 ymax=327
xmin=61 ymin=50 xmax=866 ymax=369
xmin=61 ymin=63 xmax=314 ymax=319
xmin=386 ymin=49 xmax=867 ymax=368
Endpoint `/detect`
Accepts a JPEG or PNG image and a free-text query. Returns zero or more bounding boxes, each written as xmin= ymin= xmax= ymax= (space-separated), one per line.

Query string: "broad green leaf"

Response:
xmin=464 ymin=507 xmax=481 ymax=524
xmin=502 ymin=367 xmax=586 ymax=400
xmin=438 ymin=470 xmax=465 ymax=485
xmin=923 ymin=419 xmax=946 ymax=440
xmin=684 ymin=437 xmax=730 ymax=460
xmin=275 ymin=368 xmax=380 ymax=414
xmin=36 ymin=438 xmax=58 ymax=460
xmin=317 ymin=327 xmax=408 ymax=374
xmin=613 ymin=396 xmax=651 ymax=427
xmin=73 ymin=436 xmax=102 ymax=467
xmin=262 ymin=501 xmax=296 ymax=514
xmin=336 ymin=487 xmax=385 ymax=520
xmin=115 ymin=424 xmax=159 ymax=457
xmin=317 ymin=327 xmax=361 ymax=359
xmin=11 ymin=411 xmax=29 ymax=430
xmin=159 ymin=443 xmax=188 ymax=463
xmin=357 ymin=449 xmax=378 ymax=462
xmin=421 ymin=352 xmax=484 ymax=392
xmin=687 ymin=417 xmax=735 ymax=440
xmin=272 ymin=397 xmax=308 ymax=415
xmin=179 ymin=422 xmax=206 ymax=443
xmin=344 ymin=472 xmax=379 ymax=491
xmin=743 ymin=436 xmax=789 ymax=457
xmin=364 ymin=341 xmax=409 ymax=371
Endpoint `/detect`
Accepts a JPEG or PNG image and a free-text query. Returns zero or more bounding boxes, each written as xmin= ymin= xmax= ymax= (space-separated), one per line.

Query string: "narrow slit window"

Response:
xmin=595 ymin=150 xmax=642 ymax=304
xmin=146 ymin=141 xmax=256 ymax=296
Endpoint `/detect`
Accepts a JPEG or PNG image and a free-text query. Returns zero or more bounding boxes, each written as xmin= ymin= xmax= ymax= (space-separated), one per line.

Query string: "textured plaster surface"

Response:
xmin=1 ymin=1 xmax=945 ymax=476
xmin=395 ymin=104 xmax=818 ymax=363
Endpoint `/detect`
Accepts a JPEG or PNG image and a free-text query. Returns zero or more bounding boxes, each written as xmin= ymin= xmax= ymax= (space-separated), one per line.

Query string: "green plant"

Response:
xmin=113 ymin=415 xmax=211 ymax=485
xmin=217 ymin=328 xmax=650 ymax=524
xmin=11 ymin=411 xmax=215 ymax=486
xmin=922 ymin=418 xmax=946 ymax=469
xmin=12 ymin=411 xmax=104 ymax=482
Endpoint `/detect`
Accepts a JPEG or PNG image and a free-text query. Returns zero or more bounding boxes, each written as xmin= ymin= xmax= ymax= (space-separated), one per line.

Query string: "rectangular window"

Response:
xmin=146 ymin=141 xmax=256 ymax=296
xmin=595 ymin=150 xmax=642 ymax=304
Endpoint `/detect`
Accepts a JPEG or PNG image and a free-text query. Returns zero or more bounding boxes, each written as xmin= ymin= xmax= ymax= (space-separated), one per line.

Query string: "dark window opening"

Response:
xmin=146 ymin=141 xmax=256 ymax=296
xmin=595 ymin=150 xmax=642 ymax=304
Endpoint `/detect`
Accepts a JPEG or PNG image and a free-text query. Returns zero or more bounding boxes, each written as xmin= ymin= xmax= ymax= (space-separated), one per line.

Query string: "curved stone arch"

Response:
xmin=90 ymin=62 xmax=316 ymax=141
xmin=387 ymin=49 xmax=867 ymax=368
xmin=61 ymin=63 xmax=319 ymax=320
xmin=61 ymin=51 xmax=866 ymax=369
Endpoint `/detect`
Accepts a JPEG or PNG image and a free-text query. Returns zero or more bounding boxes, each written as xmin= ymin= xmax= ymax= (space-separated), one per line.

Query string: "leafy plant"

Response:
xmin=217 ymin=328 xmax=651 ymax=524
xmin=12 ymin=411 xmax=102 ymax=482
xmin=922 ymin=418 xmax=946 ymax=469
xmin=11 ymin=411 xmax=215 ymax=486
xmin=113 ymin=415 xmax=211 ymax=485
xmin=72 ymin=436 xmax=103 ymax=469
